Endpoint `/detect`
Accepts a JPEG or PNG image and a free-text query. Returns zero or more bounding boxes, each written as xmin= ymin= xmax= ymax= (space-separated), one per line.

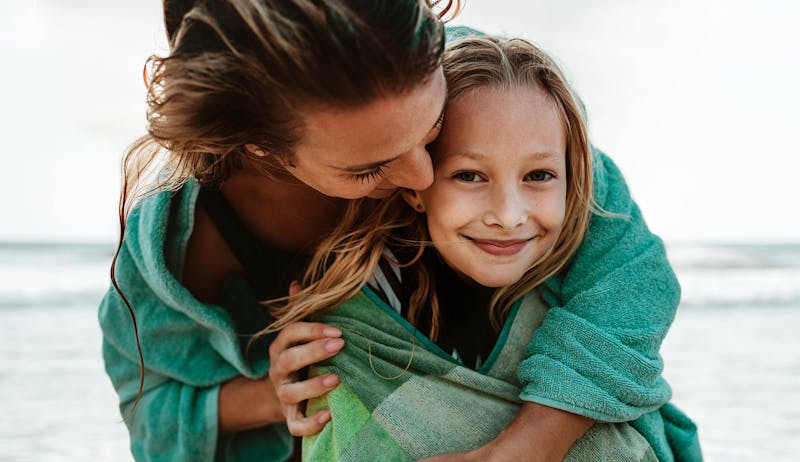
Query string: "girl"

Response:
xmin=99 ymin=1 xmax=687 ymax=460
xmin=266 ymin=37 xmax=701 ymax=461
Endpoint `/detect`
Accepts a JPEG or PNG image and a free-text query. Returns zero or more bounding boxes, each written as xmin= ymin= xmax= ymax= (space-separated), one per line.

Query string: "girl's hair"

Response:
xmin=111 ymin=0 xmax=460 ymax=415
xmin=265 ymin=36 xmax=595 ymax=338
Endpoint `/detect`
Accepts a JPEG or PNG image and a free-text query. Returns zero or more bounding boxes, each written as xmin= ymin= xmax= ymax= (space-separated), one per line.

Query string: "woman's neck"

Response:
xmin=220 ymin=168 xmax=347 ymax=253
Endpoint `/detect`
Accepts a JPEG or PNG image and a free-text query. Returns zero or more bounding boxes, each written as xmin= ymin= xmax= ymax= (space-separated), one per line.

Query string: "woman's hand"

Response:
xmin=217 ymin=322 xmax=344 ymax=435
xmin=268 ymin=321 xmax=345 ymax=436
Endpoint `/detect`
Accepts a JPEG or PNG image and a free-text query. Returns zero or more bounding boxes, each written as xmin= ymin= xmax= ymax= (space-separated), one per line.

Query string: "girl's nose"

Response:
xmin=483 ymin=185 xmax=527 ymax=229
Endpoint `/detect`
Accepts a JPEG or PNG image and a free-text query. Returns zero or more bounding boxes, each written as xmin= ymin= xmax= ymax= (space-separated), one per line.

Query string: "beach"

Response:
xmin=1 ymin=242 xmax=798 ymax=461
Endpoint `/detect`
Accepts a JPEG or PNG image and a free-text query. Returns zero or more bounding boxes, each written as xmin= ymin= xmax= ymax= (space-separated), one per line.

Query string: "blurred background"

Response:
xmin=1 ymin=0 xmax=798 ymax=460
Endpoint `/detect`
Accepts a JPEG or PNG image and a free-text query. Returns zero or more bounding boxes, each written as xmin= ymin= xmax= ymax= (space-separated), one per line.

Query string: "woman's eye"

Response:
xmin=350 ymin=165 xmax=387 ymax=183
xmin=525 ymin=170 xmax=553 ymax=182
xmin=454 ymin=171 xmax=482 ymax=182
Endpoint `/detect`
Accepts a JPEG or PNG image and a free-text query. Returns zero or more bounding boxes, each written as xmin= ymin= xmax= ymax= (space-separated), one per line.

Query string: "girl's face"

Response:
xmin=411 ymin=85 xmax=568 ymax=287
xmin=284 ymin=68 xmax=448 ymax=199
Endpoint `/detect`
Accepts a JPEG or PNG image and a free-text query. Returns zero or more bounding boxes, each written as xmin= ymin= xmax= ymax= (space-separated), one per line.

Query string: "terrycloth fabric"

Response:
xmin=304 ymin=289 xmax=660 ymax=461
xmin=518 ymin=150 xmax=704 ymax=462
xmin=98 ymin=179 xmax=292 ymax=462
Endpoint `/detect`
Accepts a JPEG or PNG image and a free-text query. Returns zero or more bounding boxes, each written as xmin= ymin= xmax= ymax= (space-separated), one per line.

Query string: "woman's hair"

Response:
xmin=121 ymin=0 xmax=454 ymax=212
xmin=112 ymin=0 xmax=460 ymax=416
xmin=265 ymin=36 xmax=595 ymax=338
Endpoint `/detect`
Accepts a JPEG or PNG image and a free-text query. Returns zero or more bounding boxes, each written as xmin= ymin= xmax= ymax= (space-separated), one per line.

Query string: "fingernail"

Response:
xmin=323 ymin=327 xmax=342 ymax=337
xmin=323 ymin=374 xmax=340 ymax=387
xmin=317 ymin=410 xmax=331 ymax=423
xmin=325 ymin=338 xmax=345 ymax=352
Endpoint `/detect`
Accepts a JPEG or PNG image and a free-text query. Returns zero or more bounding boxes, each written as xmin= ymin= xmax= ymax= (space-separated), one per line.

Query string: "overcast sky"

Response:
xmin=2 ymin=0 xmax=798 ymax=243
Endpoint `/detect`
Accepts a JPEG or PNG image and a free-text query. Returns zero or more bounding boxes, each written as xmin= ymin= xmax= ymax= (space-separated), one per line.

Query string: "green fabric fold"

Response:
xmin=304 ymin=290 xmax=662 ymax=462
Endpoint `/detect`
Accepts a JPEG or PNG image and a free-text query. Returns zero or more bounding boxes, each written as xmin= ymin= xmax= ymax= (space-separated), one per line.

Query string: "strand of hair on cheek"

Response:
xmin=341 ymin=328 xmax=417 ymax=381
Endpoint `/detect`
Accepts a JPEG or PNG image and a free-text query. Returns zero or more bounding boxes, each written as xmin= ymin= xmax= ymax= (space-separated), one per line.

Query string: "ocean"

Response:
xmin=0 ymin=242 xmax=798 ymax=461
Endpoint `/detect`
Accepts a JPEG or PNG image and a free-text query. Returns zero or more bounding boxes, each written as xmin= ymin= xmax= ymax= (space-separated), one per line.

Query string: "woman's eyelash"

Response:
xmin=351 ymin=165 xmax=387 ymax=183
xmin=433 ymin=112 xmax=444 ymax=130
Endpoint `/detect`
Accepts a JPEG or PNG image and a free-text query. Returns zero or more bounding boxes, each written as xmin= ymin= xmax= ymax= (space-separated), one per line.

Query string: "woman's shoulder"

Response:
xmin=110 ymin=179 xmax=201 ymax=293
xmin=125 ymin=179 xmax=200 ymax=242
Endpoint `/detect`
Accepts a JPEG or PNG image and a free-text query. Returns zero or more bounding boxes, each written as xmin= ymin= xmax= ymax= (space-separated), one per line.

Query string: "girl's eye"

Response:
xmin=525 ymin=170 xmax=554 ymax=182
xmin=350 ymin=165 xmax=387 ymax=183
xmin=454 ymin=171 xmax=482 ymax=183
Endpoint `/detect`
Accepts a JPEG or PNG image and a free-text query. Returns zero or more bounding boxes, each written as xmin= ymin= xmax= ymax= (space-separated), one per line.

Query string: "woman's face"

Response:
xmin=285 ymin=68 xmax=447 ymax=199
xmin=413 ymin=85 xmax=568 ymax=288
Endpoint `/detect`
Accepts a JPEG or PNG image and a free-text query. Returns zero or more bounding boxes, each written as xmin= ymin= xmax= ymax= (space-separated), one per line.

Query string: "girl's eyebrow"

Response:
xmin=448 ymin=151 xmax=560 ymax=161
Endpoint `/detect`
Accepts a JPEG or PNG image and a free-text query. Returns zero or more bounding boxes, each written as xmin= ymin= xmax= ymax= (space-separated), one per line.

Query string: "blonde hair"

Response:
xmin=264 ymin=36 xmax=595 ymax=338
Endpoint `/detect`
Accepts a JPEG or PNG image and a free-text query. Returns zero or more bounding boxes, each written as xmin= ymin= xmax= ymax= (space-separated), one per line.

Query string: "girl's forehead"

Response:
xmin=435 ymin=85 xmax=566 ymax=157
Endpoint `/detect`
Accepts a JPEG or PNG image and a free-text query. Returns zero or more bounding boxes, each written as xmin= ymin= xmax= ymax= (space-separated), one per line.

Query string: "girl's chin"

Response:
xmin=467 ymin=272 xmax=526 ymax=288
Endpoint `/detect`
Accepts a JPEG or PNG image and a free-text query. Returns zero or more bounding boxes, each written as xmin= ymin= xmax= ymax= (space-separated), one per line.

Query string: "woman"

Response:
xmin=99 ymin=1 xmax=681 ymax=460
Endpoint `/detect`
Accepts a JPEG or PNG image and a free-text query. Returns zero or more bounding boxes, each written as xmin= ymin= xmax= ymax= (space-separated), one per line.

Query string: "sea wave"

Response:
xmin=2 ymin=242 xmax=799 ymax=310
xmin=667 ymin=243 xmax=800 ymax=269
xmin=668 ymin=243 xmax=800 ymax=308
xmin=0 ymin=243 xmax=113 ymax=309
xmin=676 ymin=267 xmax=800 ymax=308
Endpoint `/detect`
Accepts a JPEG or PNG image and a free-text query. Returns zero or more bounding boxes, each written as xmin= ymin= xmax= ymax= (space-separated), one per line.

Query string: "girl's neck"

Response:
xmin=220 ymin=168 xmax=347 ymax=253
xmin=434 ymin=253 xmax=496 ymax=305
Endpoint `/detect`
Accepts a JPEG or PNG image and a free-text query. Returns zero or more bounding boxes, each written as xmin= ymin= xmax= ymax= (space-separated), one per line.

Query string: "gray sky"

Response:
xmin=2 ymin=0 xmax=798 ymax=243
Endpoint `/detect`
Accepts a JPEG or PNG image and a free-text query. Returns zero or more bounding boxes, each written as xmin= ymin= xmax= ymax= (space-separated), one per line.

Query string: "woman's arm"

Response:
xmin=217 ymin=321 xmax=344 ymax=434
xmin=103 ymin=315 xmax=343 ymax=459
xmin=421 ymin=403 xmax=593 ymax=462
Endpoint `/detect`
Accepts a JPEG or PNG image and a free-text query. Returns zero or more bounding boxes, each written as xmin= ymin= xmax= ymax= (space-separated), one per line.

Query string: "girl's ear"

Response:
xmin=401 ymin=189 xmax=426 ymax=212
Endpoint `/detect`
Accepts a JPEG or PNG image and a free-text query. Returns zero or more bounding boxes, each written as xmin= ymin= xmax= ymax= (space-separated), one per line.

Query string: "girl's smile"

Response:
xmin=466 ymin=237 xmax=535 ymax=257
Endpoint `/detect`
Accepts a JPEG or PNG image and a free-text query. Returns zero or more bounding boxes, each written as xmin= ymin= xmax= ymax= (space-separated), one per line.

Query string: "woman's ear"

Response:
xmin=402 ymin=189 xmax=426 ymax=212
xmin=244 ymin=144 xmax=267 ymax=157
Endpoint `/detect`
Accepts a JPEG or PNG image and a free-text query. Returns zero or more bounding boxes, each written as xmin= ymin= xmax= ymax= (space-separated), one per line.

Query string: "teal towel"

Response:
xmin=98 ymin=179 xmax=291 ymax=461
xmin=519 ymin=150 xmax=700 ymax=461
xmin=305 ymin=289 xmax=659 ymax=462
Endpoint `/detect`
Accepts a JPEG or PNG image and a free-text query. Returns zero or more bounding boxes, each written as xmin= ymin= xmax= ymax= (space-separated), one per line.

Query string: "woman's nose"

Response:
xmin=386 ymin=146 xmax=434 ymax=191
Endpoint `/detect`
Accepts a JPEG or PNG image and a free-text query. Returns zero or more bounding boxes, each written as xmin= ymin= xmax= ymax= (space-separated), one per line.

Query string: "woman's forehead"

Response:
xmin=295 ymin=69 xmax=447 ymax=167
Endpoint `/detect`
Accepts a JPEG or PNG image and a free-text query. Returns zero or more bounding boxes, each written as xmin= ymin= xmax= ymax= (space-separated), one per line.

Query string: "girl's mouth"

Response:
xmin=466 ymin=237 xmax=531 ymax=256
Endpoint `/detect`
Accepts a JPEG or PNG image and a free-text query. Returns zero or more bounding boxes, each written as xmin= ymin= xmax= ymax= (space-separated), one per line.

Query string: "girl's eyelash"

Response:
xmin=452 ymin=170 xmax=483 ymax=182
xmin=526 ymin=170 xmax=555 ymax=181
xmin=351 ymin=165 xmax=387 ymax=183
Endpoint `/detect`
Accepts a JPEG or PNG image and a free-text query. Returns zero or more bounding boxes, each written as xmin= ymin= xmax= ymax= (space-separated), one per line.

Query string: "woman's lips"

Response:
xmin=468 ymin=238 xmax=531 ymax=256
